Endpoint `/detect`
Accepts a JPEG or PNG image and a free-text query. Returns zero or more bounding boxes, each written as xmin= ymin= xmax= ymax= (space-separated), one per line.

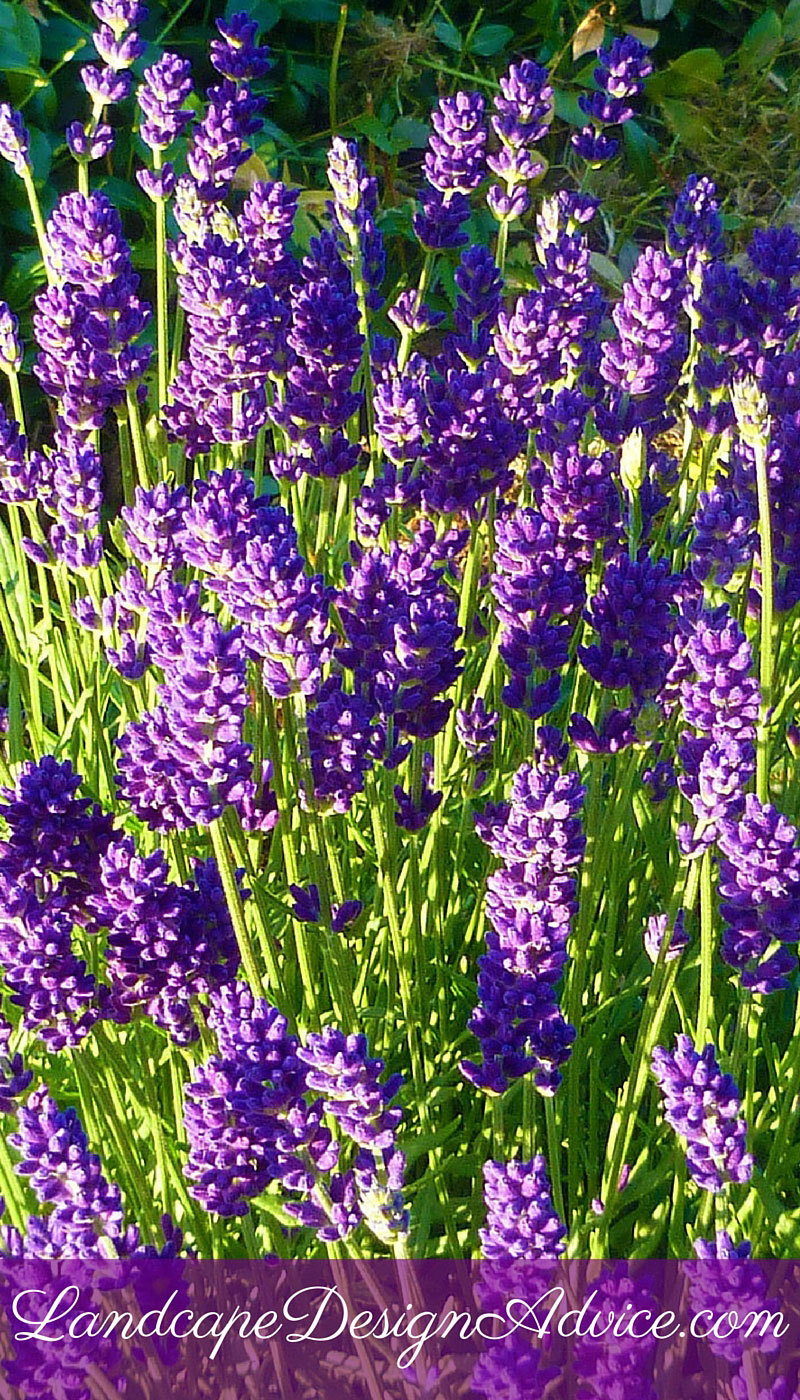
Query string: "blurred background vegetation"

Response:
xmin=2 ymin=0 xmax=800 ymax=330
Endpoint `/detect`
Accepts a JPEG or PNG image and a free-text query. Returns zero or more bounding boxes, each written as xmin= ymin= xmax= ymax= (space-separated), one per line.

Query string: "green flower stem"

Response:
xmin=754 ymin=428 xmax=775 ymax=804
xmin=222 ymin=808 xmax=285 ymax=1000
xmin=7 ymin=503 xmax=44 ymax=754
xmin=0 ymin=1123 xmax=28 ymax=1232
xmin=152 ymin=155 xmax=170 ymax=410
xmin=597 ymin=852 xmax=703 ymax=1248
xmin=76 ymin=1045 xmax=159 ymax=1236
xmin=21 ymin=165 xmax=53 ymax=284
xmin=210 ymin=817 xmax=267 ymax=1000
xmin=328 ymin=3 xmax=348 ymax=132
xmin=263 ymin=693 xmax=322 ymax=1028
xmin=544 ymin=1094 xmax=566 ymax=1226
xmin=397 ymin=251 xmax=434 ymax=374
xmin=126 ymin=385 xmax=152 ymax=489
xmin=367 ymin=770 xmax=459 ymax=1254
xmin=696 ymin=849 xmax=714 ymax=1046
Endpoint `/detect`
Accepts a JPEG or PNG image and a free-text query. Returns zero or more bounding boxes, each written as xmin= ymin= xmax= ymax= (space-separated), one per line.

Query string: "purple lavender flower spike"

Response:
xmin=457 ymin=698 xmax=498 ymax=789
xmin=480 ymin=1157 xmax=566 ymax=1259
xmin=240 ymin=181 xmax=300 ymax=295
xmin=96 ymin=838 xmax=241 ymax=1042
xmin=425 ymin=90 xmax=487 ymax=196
xmin=66 ymin=121 xmax=114 ymax=163
xmin=600 ymin=245 xmax=686 ymax=435
xmin=579 ymin=553 xmax=680 ymax=704
xmin=166 ymin=233 xmax=287 ymax=451
xmin=9 ymin=1085 xmax=128 ymax=1256
xmin=34 ymin=191 xmax=151 ymax=431
xmin=492 ymin=508 xmax=584 ymax=719
xmin=0 ymin=105 xmax=29 ymax=176
xmin=0 ymin=881 xmax=105 ymax=1050
xmin=210 ymin=11 xmax=272 ymax=83
xmin=48 ymin=430 xmax=104 ymax=570
xmin=138 ymin=52 xmax=194 ymax=151
xmin=644 ymin=909 xmax=689 ymax=964
xmin=717 ymin=795 xmax=800 ymax=993
xmin=652 ymin=1034 xmax=754 ymax=1192
xmin=0 ymin=302 xmax=23 ymax=376
xmin=573 ymin=36 xmax=652 ymax=166
xmin=488 ymin=60 xmax=553 ymax=221
xmin=0 ymin=406 xmax=36 ymax=505
xmin=306 ymin=676 xmax=376 ymax=813
xmin=691 ymin=484 xmax=757 ymax=588
xmin=186 ymin=78 xmax=263 ymax=202
xmin=463 ymin=755 xmax=585 ymax=1096
xmin=574 ymin=1267 xmax=659 ymax=1400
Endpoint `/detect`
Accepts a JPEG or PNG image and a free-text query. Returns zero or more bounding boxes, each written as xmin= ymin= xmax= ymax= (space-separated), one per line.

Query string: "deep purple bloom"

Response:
xmin=34 ymin=192 xmax=151 ymax=431
xmin=305 ymin=676 xmax=376 ymax=813
xmin=66 ymin=121 xmax=114 ymax=163
xmin=718 ymin=795 xmax=800 ymax=992
xmin=424 ymin=90 xmax=487 ymax=196
xmin=167 ymin=233 xmax=288 ymax=452
xmin=652 ymin=1034 xmax=753 ymax=1192
xmin=463 ymin=755 xmax=585 ymax=1096
xmin=691 ymin=484 xmax=756 ymax=587
xmin=96 ymin=838 xmax=241 ymax=1042
xmin=492 ymin=508 xmax=584 ymax=718
xmin=48 ymin=430 xmax=104 ymax=570
xmin=138 ymin=52 xmax=194 ymax=151
xmin=239 ymin=181 xmax=299 ymax=296
xmin=573 ymin=37 xmax=652 ymax=165
xmin=186 ymin=78 xmax=263 ymax=201
xmin=0 ymin=105 xmax=29 ymax=176
xmin=210 ymin=11 xmax=271 ymax=83
xmin=0 ymin=406 xmax=36 ymax=505
xmin=580 ymin=554 xmax=680 ymax=703
xmin=337 ymin=523 xmax=463 ymax=741
xmin=9 ymin=1085 xmax=127 ymax=1255
xmin=480 ymin=1157 xmax=566 ymax=1259
xmin=487 ymin=60 xmax=553 ymax=221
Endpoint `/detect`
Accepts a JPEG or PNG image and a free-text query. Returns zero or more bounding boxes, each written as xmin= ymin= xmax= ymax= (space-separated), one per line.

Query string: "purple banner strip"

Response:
xmin=0 ymin=1259 xmax=795 ymax=1398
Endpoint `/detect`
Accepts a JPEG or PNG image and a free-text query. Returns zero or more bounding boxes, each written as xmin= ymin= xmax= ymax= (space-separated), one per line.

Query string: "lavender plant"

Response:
xmin=0 ymin=10 xmax=796 ymax=1266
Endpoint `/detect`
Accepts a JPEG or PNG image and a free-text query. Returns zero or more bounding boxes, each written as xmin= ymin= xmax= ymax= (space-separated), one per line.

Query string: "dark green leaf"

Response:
xmin=469 ymin=23 xmax=514 ymax=56
xmin=434 ymin=18 xmax=462 ymax=51
xmin=351 ymin=114 xmax=395 ymax=154
xmin=225 ymin=0 xmax=281 ymax=31
xmin=553 ymin=88 xmax=586 ymax=127
xmin=622 ymin=117 xmax=658 ymax=184
xmin=648 ymin=46 xmax=724 ymax=100
xmin=737 ymin=10 xmax=783 ymax=69
xmin=283 ymin=0 xmax=340 ymax=20
xmin=785 ymin=0 xmax=800 ymax=42
xmin=390 ymin=116 xmax=430 ymax=151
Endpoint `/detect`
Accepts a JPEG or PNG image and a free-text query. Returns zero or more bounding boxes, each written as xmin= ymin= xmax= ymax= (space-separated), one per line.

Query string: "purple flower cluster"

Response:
xmin=414 ymin=91 xmax=486 ymax=250
xmin=0 ymin=757 xmax=114 ymax=1049
xmin=80 ymin=0 xmax=146 ymax=137
xmin=677 ymin=605 xmax=759 ymax=856
xmin=487 ymin=61 xmax=553 ymax=222
xmin=95 ymin=838 xmax=241 ymax=1041
xmin=337 ymin=522 xmax=462 ymax=744
xmin=652 ymin=1034 xmax=753 ymax=1193
xmin=185 ymin=985 xmax=407 ymax=1242
xmin=480 ymin=1157 xmax=566 ymax=1259
xmin=34 ymin=191 xmax=151 ymax=432
xmin=579 ymin=554 xmax=680 ymax=704
xmin=167 ymin=232 xmax=288 ymax=453
xmin=573 ymin=37 xmax=653 ymax=165
xmin=492 ymin=507 xmax=585 ymax=719
xmin=718 ymin=796 xmax=800 ymax=993
xmin=463 ymin=743 xmax=585 ymax=1095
